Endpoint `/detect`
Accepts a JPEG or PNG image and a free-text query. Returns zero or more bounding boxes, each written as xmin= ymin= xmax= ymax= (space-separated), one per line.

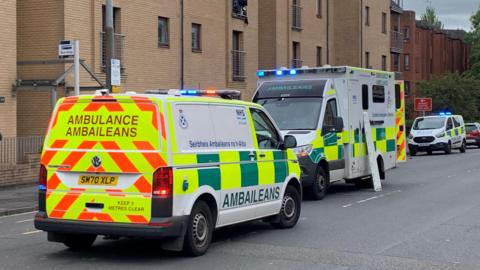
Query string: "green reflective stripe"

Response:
xmin=323 ymin=133 xmax=337 ymax=146
xmin=273 ymin=151 xmax=287 ymax=183
xmin=239 ymin=151 xmax=258 ymax=187
xmin=338 ymin=145 xmax=344 ymax=159
xmin=197 ymin=153 xmax=220 ymax=164
xmin=376 ymin=128 xmax=386 ymax=141
xmin=386 ymin=139 xmax=396 ymax=152
xmin=198 ymin=168 xmax=221 ymax=190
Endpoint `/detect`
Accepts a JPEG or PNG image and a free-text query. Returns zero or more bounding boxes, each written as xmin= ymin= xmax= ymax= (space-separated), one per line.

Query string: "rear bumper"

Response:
xmin=466 ymin=137 xmax=480 ymax=145
xmin=34 ymin=212 xmax=188 ymax=239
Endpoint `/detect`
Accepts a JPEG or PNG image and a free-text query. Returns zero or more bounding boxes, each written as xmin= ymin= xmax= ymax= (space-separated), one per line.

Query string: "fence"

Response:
xmin=0 ymin=136 xmax=44 ymax=165
xmin=100 ymin=32 xmax=125 ymax=70
xmin=291 ymin=4 xmax=302 ymax=30
xmin=232 ymin=50 xmax=246 ymax=81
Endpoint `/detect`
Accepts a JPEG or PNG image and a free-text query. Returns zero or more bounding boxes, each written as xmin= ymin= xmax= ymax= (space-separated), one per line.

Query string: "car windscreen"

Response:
xmin=413 ymin=117 xmax=445 ymax=130
xmin=257 ymin=98 xmax=322 ymax=130
xmin=466 ymin=124 xmax=477 ymax=133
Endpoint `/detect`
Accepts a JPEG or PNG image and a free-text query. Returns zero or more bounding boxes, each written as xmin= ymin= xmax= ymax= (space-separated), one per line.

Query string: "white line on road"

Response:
xmin=22 ymin=230 xmax=41 ymax=235
xmin=0 ymin=211 xmax=36 ymax=220
xmin=342 ymin=190 xmax=402 ymax=208
xmin=342 ymin=204 xmax=353 ymax=208
xmin=15 ymin=219 xmax=34 ymax=224
xmin=357 ymin=196 xmax=378 ymax=204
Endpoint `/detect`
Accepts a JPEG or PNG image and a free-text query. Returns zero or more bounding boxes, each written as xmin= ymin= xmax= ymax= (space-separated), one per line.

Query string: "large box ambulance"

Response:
xmin=34 ymin=90 xmax=302 ymax=256
xmin=253 ymin=66 xmax=397 ymax=199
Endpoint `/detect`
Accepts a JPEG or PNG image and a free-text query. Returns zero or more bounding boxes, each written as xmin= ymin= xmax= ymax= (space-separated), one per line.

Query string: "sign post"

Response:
xmin=414 ymin=98 xmax=432 ymax=116
xmin=59 ymin=40 xmax=80 ymax=96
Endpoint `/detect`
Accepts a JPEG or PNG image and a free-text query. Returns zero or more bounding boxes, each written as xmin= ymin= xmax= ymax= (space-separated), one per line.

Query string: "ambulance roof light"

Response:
xmin=289 ymin=69 xmax=297 ymax=75
xmin=276 ymin=70 xmax=284 ymax=76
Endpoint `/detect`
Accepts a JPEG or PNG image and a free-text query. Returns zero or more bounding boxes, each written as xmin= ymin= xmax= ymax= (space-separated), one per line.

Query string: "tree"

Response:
xmin=417 ymin=73 xmax=480 ymax=121
xmin=420 ymin=5 xmax=443 ymax=30
xmin=465 ymin=7 xmax=480 ymax=79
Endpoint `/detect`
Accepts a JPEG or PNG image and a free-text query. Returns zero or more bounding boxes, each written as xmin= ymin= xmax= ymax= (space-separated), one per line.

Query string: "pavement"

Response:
xmin=0 ymin=185 xmax=37 ymax=216
xmin=1 ymin=148 xmax=480 ymax=269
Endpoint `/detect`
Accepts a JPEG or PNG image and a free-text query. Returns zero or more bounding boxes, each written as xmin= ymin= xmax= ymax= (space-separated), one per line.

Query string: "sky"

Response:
xmin=404 ymin=0 xmax=480 ymax=31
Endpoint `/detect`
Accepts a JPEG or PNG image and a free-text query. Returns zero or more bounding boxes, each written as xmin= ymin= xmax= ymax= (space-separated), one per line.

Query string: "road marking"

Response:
xmin=342 ymin=190 xmax=402 ymax=208
xmin=342 ymin=204 xmax=352 ymax=208
xmin=15 ymin=218 xmax=34 ymax=224
xmin=22 ymin=230 xmax=41 ymax=235
xmin=357 ymin=196 xmax=378 ymax=204
xmin=0 ymin=211 xmax=36 ymax=220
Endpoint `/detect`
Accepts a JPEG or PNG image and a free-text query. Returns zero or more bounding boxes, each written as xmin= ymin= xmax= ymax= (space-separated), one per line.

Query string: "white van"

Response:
xmin=408 ymin=114 xmax=467 ymax=155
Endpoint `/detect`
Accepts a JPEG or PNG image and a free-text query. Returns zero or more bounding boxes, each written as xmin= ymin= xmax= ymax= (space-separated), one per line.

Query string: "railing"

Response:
xmin=391 ymin=0 xmax=403 ymax=13
xmin=291 ymin=59 xmax=303 ymax=68
xmin=391 ymin=31 xmax=404 ymax=53
xmin=100 ymin=32 xmax=125 ymax=71
xmin=291 ymin=4 xmax=302 ymax=30
xmin=232 ymin=50 xmax=246 ymax=81
xmin=0 ymin=136 xmax=44 ymax=164
xmin=232 ymin=0 xmax=248 ymax=19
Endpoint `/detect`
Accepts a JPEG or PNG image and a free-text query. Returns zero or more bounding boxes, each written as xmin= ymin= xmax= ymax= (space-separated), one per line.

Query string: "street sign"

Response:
xmin=415 ymin=98 xmax=432 ymax=112
xmin=111 ymin=59 xmax=121 ymax=86
xmin=0 ymin=97 xmax=5 ymax=103
xmin=58 ymin=40 xmax=75 ymax=58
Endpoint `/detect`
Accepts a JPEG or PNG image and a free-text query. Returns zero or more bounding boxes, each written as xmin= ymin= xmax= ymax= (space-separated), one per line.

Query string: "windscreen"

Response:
xmin=258 ymin=98 xmax=323 ymax=130
xmin=413 ymin=117 xmax=445 ymax=131
xmin=46 ymin=100 xmax=161 ymax=151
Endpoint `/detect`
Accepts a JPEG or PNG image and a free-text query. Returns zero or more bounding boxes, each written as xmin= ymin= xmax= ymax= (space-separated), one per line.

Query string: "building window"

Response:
xmin=404 ymin=27 xmax=410 ymax=41
xmin=292 ymin=41 xmax=302 ymax=68
xmin=192 ymin=23 xmax=202 ymax=52
xmin=232 ymin=0 xmax=248 ymax=19
xmin=382 ymin=12 xmax=387 ymax=34
xmin=316 ymin=46 xmax=322 ymax=67
xmin=316 ymin=0 xmax=322 ymax=18
xmin=365 ymin=6 xmax=370 ymax=26
xmin=158 ymin=17 xmax=169 ymax=47
xmin=292 ymin=0 xmax=302 ymax=30
xmin=404 ymin=54 xmax=410 ymax=71
xmin=365 ymin=51 xmax=370 ymax=68
xmin=382 ymin=55 xmax=387 ymax=71
xmin=232 ymin=31 xmax=245 ymax=81
xmin=393 ymin=54 xmax=400 ymax=71
xmin=404 ymin=81 xmax=410 ymax=97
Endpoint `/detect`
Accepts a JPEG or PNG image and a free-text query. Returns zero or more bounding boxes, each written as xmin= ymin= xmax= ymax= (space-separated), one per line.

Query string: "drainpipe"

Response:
xmin=105 ymin=0 xmax=114 ymax=92
xmin=326 ymin=0 xmax=330 ymax=64
xmin=180 ymin=0 xmax=185 ymax=89
xmin=360 ymin=0 xmax=363 ymax=67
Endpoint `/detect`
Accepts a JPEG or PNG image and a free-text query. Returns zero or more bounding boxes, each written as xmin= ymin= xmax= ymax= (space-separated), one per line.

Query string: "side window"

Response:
xmin=323 ymin=99 xmax=338 ymax=132
xmin=395 ymin=84 xmax=401 ymax=109
xmin=446 ymin=118 xmax=454 ymax=130
xmin=250 ymin=109 xmax=281 ymax=150
xmin=362 ymin=84 xmax=369 ymax=110
xmin=452 ymin=116 xmax=461 ymax=127
xmin=372 ymin=85 xmax=385 ymax=103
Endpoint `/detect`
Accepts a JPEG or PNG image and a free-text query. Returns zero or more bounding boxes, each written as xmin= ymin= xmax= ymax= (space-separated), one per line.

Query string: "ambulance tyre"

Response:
xmin=460 ymin=140 xmax=466 ymax=153
xmin=183 ymin=200 xmax=213 ymax=257
xmin=307 ymin=166 xmax=328 ymax=200
xmin=63 ymin=234 xmax=97 ymax=250
xmin=445 ymin=141 xmax=452 ymax=155
xmin=271 ymin=185 xmax=301 ymax=229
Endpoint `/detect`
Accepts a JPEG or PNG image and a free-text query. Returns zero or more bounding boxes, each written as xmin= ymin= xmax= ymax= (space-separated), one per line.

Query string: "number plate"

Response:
xmin=419 ymin=143 xmax=430 ymax=147
xmin=78 ymin=175 xmax=119 ymax=186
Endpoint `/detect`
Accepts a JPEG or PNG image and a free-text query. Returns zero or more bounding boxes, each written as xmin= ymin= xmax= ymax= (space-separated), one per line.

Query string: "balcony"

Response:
xmin=232 ymin=0 xmax=248 ymax=20
xmin=100 ymin=32 xmax=125 ymax=71
xmin=391 ymin=0 xmax=403 ymax=14
xmin=391 ymin=31 xmax=404 ymax=53
xmin=291 ymin=59 xmax=303 ymax=69
xmin=232 ymin=50 xmax=246 ymax=81
xmin=291 ymin=4 xmax=302 ymax=30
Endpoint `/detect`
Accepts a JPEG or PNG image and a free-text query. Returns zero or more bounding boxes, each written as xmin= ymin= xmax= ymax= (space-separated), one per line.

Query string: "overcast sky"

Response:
xmin=404 ymin=0 xmax=480 ymax=31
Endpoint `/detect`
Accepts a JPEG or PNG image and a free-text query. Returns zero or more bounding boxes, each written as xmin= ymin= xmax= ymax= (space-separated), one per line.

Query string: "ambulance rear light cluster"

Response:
xmin=39 ymin=165 xmax=47 ymax=191
xmin=257 ymin=67 xmax=347 ymax=78
xmin=152 ymin=167 xmax=173 ymax=197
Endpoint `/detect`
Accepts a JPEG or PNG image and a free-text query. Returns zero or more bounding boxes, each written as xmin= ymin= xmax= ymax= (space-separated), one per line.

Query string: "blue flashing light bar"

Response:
xmin=289 ymin=69 xmax=297 ymax=75
xmin=276 ymin=70 xmax=284 ymax=76
xmin=439 ymin=112 xmax=452 ymax=116
xmin=39 ymin=184 xmax=46 ymax=191
xmin=257 ymin=71 xmax=265 ymax=77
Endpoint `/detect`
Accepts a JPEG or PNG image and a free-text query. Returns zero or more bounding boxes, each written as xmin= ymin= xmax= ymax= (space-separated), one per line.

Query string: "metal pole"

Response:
xmin=180 ymin=0 xmax=184 ymax=89
xmin=105 ymin=0 xmax=115 ymax=92
xmin=74 ymin=40 xmax=80 ymax=96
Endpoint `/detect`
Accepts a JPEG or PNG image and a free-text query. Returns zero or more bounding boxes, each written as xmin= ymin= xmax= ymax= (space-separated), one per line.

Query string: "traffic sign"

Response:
xmin=415 ymin=98 xmax=432 ymax=112
xmin=58 ymin=40 xmax=75 ymax=58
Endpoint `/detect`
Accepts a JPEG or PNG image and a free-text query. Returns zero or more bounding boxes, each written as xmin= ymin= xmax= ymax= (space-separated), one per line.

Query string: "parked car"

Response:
xmin=466 ymin=122 xmax=480 ymax=148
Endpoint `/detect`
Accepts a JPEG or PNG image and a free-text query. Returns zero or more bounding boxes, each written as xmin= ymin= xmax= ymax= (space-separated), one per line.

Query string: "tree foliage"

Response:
xmin=420 ymin=5 xmax=443 ymax=30
xmin=465 ymin=7 xmax=480 ymax=79
xmin=417 ymin=73 xmax=480 ymax=121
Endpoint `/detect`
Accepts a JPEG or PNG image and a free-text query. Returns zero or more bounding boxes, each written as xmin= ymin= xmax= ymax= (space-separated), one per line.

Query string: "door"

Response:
xmin=321 ymin=98 xmax=345 ymax=181
xmin=452 ymin=116 xmax=463 ymax=146
xmin=446 ymin=117 xmax=457 ymax=145
xmin=249 ymin=108 xmax=287 ymax=218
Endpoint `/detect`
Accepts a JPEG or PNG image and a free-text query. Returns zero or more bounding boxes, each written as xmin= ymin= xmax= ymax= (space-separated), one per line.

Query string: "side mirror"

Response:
xmin=335 ymin=117 xmax=344 ymax=132
xmin=283 ymin=135 xmax=297 ymax=149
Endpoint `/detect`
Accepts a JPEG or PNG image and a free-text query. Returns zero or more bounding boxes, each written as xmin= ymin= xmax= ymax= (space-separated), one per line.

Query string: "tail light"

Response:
xmin=39 ymin=165 xmax=47 ymax=190
xmin=153 ymin=167 xmax=173 ymax=197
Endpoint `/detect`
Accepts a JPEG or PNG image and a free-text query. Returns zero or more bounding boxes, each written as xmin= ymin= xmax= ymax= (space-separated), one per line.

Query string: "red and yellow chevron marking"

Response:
xmin=395 ymin=81 xmax=407 ymax=162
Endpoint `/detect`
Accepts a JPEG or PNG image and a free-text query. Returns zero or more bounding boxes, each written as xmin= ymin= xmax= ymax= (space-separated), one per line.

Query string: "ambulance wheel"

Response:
xmin=271 ymin=186 xmax=301 ymax=229
xmin=445 ymin=142 xmax=452 ymax=154
xmin=308 ymin=166 xmax=328 ymax=200
xmin=63 ymin=234 xmax=96 ymax=250
xmin=183 ymin=201 xmax=213 ymax=257
xmin=460 ymin=140 xmax=466 ymax=153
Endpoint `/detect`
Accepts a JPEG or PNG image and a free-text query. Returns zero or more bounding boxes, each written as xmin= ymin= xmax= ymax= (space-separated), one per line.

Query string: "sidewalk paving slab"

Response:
xmin=0 ymin=185 xmax=38 ymax=217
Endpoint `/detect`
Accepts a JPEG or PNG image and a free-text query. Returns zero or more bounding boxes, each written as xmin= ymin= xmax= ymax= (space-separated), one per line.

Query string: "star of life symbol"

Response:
xmin=91 ymin=156 xmax=102 ymax=168
xmin=179 ymin=109 xmax=189 ymax=129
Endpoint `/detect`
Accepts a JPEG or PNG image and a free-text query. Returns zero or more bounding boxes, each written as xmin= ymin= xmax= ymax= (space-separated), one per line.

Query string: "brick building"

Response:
xmin=401 ymin=11 xmax=470 ymax=112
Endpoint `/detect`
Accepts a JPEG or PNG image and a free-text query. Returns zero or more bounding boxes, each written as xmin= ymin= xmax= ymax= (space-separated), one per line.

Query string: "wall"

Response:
xmin=0 ymin=154 xmax=40 ymax=187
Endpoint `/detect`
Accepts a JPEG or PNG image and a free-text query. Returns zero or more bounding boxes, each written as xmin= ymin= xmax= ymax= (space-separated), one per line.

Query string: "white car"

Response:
xmin=408 ymin=115 xmax=467 ymax=156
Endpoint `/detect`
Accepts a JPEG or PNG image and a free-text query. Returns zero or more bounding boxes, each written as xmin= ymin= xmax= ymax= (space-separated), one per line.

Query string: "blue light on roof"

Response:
xmin=289 ymin=69 xmax=297 ymax=75
xmin=39 ymin=184 xmax=46 ymax=191
xmin=445 ymin=112 xmax=452 ymax=115
xmin=439 ymin=112 xmax=446 ymax=116
xmin=276 ymin=70 xmax=283 ymax=76
xmin=257 ymin=71 xmax=265 ymax=77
